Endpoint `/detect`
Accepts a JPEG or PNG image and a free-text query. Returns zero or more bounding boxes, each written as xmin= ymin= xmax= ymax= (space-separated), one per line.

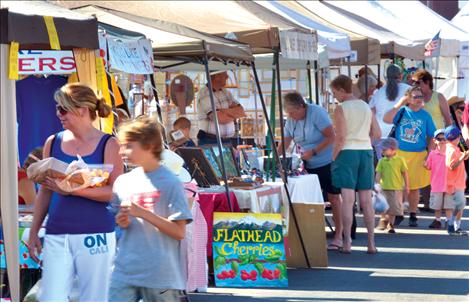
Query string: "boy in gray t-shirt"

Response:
xmin=109 ymin=117 xmax=192 ymax=302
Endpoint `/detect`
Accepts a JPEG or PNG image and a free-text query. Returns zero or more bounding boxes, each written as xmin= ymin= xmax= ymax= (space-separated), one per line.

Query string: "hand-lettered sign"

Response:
xmin=213 ymin=212 xmax=288 ymax=288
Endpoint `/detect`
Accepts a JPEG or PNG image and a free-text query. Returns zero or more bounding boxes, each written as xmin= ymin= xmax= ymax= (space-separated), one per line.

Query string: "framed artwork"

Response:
xmin=177 ymin=147 xmax=220 ymax=187
xmin=203 ymin=145 xmax=240 ymax=178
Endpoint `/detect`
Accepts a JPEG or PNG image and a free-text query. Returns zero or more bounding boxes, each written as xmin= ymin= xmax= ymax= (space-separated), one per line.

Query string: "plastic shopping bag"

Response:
xmin=372 ymin=185 xmax=389 ymax=214
xmin=56 ymin=156 xmax=113 ymax=192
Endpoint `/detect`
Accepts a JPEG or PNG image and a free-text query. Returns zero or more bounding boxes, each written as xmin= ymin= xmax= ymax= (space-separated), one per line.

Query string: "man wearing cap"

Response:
xmin=196 ymin=71 xmax=245 ymax=145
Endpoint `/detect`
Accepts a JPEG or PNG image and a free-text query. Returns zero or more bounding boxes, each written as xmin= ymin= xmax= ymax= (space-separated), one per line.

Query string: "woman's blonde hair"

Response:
xmin=54 ymin=83 xmax=112 ymax=120
xmin=117 ymin=116 xmax=164 ymax=160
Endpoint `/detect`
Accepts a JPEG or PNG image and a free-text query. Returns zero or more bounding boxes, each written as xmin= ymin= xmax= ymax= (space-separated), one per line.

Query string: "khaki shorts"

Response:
xmin=382 ymin=190 xmax=403 ymax=216
xmin=429 ymin=192 xmax=455 ymax=210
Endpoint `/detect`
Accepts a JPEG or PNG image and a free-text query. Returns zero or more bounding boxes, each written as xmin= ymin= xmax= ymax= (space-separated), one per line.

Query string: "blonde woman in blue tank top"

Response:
xmin=27 ymin=83 xmax=124 ymax=301
xmin=330 ymin=75 xmax=382 ymax=254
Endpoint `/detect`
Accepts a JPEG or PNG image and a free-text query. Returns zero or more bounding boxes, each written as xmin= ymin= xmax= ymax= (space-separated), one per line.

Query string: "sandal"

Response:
xmin=327 ymin=243 xmax=343 ymax=251
xmin=340 ymin=248 xmax=352 ymax=254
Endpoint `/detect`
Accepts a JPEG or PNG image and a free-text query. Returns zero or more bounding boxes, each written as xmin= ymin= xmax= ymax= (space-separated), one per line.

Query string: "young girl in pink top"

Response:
xmin=425 ymin=129 xmax=451 ymax=229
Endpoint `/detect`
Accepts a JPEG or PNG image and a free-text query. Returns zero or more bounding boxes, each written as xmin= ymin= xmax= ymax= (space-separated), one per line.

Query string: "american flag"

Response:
xmin=424 ymin=31 xmax=441 ymax=57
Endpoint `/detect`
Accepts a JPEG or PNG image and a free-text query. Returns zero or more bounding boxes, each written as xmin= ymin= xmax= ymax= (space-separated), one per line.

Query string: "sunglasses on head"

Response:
xmin=56 ymin=105 xmax=68 ymax=115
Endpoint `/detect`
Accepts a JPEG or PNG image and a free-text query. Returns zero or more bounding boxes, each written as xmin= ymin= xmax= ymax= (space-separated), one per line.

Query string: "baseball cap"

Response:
xmin=444 ymin=125 xmax=461 ymax=141
xmin=209 ymin=70 xmax=227 ymax=76
xmin=433 ymin=128 xmax=445 ymax=138
xmin=380 ymin=137 xmax=398 ymax=150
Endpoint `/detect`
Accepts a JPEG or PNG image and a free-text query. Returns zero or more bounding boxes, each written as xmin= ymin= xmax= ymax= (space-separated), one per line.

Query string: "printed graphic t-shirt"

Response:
xmin=394 ymin=107 xmax=436 ymax=152
xmin=111 ymin=166 xmax=192 ymax=290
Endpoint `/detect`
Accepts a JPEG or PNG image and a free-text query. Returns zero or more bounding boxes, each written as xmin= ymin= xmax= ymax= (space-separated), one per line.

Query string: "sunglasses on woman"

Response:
xmin=457 ymin=105 xmax=465 ymax=111
xmin=411 ymin=80 xmax=422 ymax=86
xmin=435 ymin=136 xmax=446 ymax=142
xmin=56 ymin=105 xmax=68 ymax=115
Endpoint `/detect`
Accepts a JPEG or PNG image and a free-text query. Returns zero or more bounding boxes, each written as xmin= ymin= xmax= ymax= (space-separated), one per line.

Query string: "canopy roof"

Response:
xmin=73 ymin=5 xmax=254 ymax=65
xmin=266 ymin=1 xmax=380 ymax=65
xmin=295 ymin=1 xmax=427 ymax=60
xmin=324 ymin=0 xmax=469 ymax=58
xmin=1 ymin=0 xmax=98 ymax=49
xmin=53 ymin=0 xmax=317 ymax=56
xmin=452 ymin=3 xmax=469 ymax=32
xmin=252 ymin=0 xmax=351 ymax=59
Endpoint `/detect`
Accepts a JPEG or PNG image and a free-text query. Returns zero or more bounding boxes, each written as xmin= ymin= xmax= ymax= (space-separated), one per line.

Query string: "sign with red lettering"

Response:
xmin=18 ymin=50 xmax=76 ymax=75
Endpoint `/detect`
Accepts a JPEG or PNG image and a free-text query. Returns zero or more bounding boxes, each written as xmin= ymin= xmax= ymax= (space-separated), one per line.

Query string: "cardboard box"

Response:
xmin=26 ymin=157 xmax=69 ymax=183
xmin=285 ymin=203 xmax=328 ymax=268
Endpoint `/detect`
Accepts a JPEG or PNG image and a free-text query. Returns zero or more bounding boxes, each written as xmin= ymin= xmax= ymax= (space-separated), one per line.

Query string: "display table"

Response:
xmin=197 ymin=191 xmax=240 ymax=257
xmin=265 ymin=174 xmax=324 ymax=204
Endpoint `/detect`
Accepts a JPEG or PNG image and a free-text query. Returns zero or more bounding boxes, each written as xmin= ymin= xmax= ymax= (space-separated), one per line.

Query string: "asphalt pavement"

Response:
xmin=189 ymin=203 xmax=469 ymax=302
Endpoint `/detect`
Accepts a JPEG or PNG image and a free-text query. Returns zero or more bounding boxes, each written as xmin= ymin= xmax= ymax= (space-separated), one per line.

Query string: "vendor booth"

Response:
xmin=72 ymin=3 xmax=320 ymax=273
xmin=0 ymin=1 xmax=100 ymax=300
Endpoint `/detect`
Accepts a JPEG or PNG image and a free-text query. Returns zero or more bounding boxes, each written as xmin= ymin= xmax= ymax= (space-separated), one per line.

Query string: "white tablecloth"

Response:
xmin=231 ymin=174 xmax=323 ymax=213
xmin=265 ymin=174 xmax=324 ymax=204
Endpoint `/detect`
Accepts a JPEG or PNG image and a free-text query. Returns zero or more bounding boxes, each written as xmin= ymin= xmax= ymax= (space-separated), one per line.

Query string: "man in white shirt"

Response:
xmin=196 ymin=71 xmax=245 ymax=145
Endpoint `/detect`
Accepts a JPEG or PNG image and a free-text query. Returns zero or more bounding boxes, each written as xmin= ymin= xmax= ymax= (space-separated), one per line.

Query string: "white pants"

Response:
xmin=39 ymin=232 xmax=116 ymax=302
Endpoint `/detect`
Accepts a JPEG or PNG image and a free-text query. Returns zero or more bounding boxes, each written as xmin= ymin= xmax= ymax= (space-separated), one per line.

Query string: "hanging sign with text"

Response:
xmin=279 ymin=30 xmax=317 ymax=61
xmin=213 ymin=212 xmax=288 ymax=288
xmin=18 ymin=50 xmax=76 ymax=74
xmin=107 ymin=38 xmax=153 ymax=74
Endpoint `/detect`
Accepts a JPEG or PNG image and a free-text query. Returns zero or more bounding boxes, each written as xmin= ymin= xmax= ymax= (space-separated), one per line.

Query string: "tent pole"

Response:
xmin=202 ymin=55 xmax=233 ymax=211
xmin=347 ymin=56 xmax=352 ymax=77
xmin=307 ymin=60 xmax=313 ymax=104
xmin=364 ymin=64 xmax=368 ymax=102
xmin=1 ymin=43 xmax=20 ymax=302
xmin=434 ymin=56 xmax=440 ymax=90
xmin=267 ymin=56 xmax=277 ymax=181
xmin=251 ymin=62 xmax=311 ymax=268
xmin=149 ymin=73 xmax=168 ymax=145
xmin=377 ymin=63 xmax=381 ymax=88
xmin=275 ymin=51 xmax=287 ymax=180
xmin=314 ymin=60 xmax=320 ymax=105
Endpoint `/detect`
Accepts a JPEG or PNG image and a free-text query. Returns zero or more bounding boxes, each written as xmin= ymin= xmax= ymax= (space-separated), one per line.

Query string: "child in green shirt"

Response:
xmin=375 ymin=138 xmax=410 ymax=233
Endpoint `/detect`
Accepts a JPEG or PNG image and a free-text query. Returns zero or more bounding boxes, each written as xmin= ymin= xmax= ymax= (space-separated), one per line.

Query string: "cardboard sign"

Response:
xmin=279 ymin=29 xmax=317 ymax=61
xmin=107 ymin=38 xmax=153 ymax=74
xmin=213 ymin=212 xmax=288 ymax=288
xmin=18 ymin=50 xmax=76 ymax=74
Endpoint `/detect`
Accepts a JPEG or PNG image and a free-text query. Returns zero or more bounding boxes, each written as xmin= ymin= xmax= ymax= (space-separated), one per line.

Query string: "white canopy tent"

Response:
xmin=52 ymin=0 xmax=319 ymax=61
xmin=324 ymin=0 xmax=469 ymax=98
xmin=452 ymin=4 xmax=469 ymax=100
xmin=296 ymin=1 xmax=425 ymax=61
xmin=73 ymin=5 xmax=254 ymax=71
xmin=251 ymin=0 xmax=351 ymax=59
